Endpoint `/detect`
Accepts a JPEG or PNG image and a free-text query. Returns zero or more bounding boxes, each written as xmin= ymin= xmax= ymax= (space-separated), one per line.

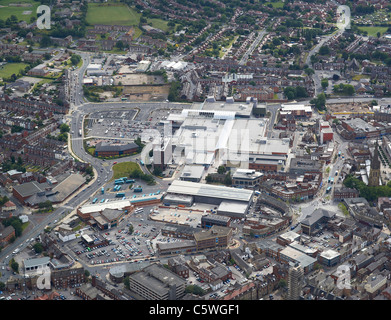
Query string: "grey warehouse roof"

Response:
xmin=167 ymin=180 xmax=253 ymax=203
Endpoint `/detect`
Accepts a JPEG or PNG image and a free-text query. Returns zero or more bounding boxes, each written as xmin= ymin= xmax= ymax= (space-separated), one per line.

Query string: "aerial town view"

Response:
xmin=1 ymin=0 xmax=391 ymax=310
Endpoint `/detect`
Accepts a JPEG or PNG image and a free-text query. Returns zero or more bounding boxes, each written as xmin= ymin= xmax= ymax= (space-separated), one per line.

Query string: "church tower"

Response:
xmin=368 ymin=143 xmax=380 ymax=187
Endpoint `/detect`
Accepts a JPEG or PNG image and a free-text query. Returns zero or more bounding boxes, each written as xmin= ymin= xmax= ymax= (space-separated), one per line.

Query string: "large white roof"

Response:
xmin=167 ymin=180 xmax=253 ymax=203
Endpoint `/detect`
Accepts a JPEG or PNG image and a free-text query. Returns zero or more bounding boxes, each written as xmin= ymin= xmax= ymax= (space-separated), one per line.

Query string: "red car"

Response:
xmin=113 ymin=161 xmax=117 ymax=164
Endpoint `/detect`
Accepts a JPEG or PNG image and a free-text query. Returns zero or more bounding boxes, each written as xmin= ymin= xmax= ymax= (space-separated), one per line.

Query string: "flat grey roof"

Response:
xmin=218 ymin=201 xmax=248 ymax=214
xmin=129 ymin=264 xmax=186 ymax=296
xmin=24 ymin=257 xmax=50 ymax=269
xmin=180 ymin=165 xmax=205 ymax=180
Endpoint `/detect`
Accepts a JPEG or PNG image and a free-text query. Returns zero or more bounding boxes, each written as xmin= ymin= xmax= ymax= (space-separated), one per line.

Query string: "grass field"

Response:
xmin=0 ymin=63 xmax=29 ymax=79
xmin=0 ymin=0 xmax=38 ymax=22
xmin=148 ymin=18 xmax=175 ymax=32
xmin=266 ymin=0 xmax=284 ymax=8
xmin=111 ymin=161 xmax=140 ymax=181
xmin=357 ymin=26 xmax=388 ymax=37
xmin=86 ymin=3 xmax=141 ymax=26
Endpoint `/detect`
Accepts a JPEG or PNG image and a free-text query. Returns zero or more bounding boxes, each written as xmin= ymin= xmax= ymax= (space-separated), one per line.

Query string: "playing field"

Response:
xmin=0 ymin=0 xmax=38 ymax=22
xmin=357 ymin=26 xmax=388 ymax=37
xmin=0 ymin=63 xmax=29 ymax=79
xmin=86 ymin=3 xmax=141 ymax=26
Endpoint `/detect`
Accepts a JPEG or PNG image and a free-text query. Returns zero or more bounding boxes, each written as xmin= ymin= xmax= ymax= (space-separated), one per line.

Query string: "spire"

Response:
xmin=371 ymin=142 xmax=380 ymax=170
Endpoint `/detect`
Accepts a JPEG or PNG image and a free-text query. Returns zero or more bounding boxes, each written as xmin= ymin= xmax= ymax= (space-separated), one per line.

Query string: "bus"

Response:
xmin=331 ymin=177 xmax=334 ymax=184
xmin=328 ymin=177 xmax=331 ymax=183
xmin=92 ymin=198 xmax=98 ymax=204
xmin=126 ymin=179 xmax=135 ymax=184
xmin=134 ymin=187 xmax=142 ymax=193
xmin=100 ymin=199 xmax=105 ymax=203
xmin=140 ymin=160 xmax=144 ymax=166
xmin=338 ymin=151 xmax=341 ymax=157
xmin=326 ymin=186 xmax=332 ymax=194
xmin=116 ymin=193 xmax=125 ymax=198
xmin=115 ymin=179 xmax=125 ymax=185
xmin=101 ymin=187 xmax=104 ymax=194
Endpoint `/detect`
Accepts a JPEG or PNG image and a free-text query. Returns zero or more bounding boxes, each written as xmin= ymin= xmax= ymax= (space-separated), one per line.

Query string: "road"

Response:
xmin=306 ymin=29 xmax=344 ymax=96
xmin=239 ymin=29 xmax=268 ymax=66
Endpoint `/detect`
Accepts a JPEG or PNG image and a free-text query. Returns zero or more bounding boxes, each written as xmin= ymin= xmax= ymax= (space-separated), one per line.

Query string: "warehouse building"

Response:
xmin=165 ymin=180 xmax=253 ymax=208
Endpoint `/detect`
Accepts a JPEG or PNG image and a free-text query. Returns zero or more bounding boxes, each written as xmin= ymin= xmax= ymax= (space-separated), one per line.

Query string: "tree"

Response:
xmin=33 ymin=242 xmax=44 ymax=254
xmin=305 ymin=68 xmax=315 ymax=75
xmin=40 ymin=35 xmax=52 ymax=48
xmin=217 ymin=166 xmax=226 ymax=174
xmin=321 ymin=78 xmax=329 ymax=89
xmin=124 ymin=276 xmax=130 ymax=289
xmin=310 ymin=93 xmax=326 ymax=111
xmin=185 ymin=285 xmax=205 ymax=296
xmin=153 ymin=166 xmax=163 ymax=176
xmin=59 ymin=123 xmax=70 ymax=133
xmin=10 ymin=258 xmax=19 ymax=273
xmin=278 ymin=279 xmax=287 ymax=289
xmin=319 ymin=45 xmax=330 ymax=55
xmin=128 ymin=224 xmax=134 ymax=235
xmin=116 ymin=40 xmax=124 ymax=51
xmin=70 ymin=54 xmax=81 ymax=66
xmin=224 ymin=172 xmax=232 ymax=186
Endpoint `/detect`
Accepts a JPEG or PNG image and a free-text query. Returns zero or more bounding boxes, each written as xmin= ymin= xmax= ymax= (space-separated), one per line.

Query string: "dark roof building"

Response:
xmin=94 ymin=141 xmax=139 ymax=157
xmin=300 ymin=208 xmax=335 ymax=235
xmin=127 ymin=263 xmax=186 ymax=300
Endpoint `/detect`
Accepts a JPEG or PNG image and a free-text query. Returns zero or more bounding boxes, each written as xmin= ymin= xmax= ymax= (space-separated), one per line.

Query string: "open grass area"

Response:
xmin=148 ymin=18 xmax=176 ymax=33
xmin=86 ymin=3 xmax=141 ymax=26
xmin=0 ymin=62 xmax=29 ymax=79
xmin=111 ymin=161 xmax=140 ymax=181
xmin=357 ymin=26 xmax=388 ymax=37
xmin=0 ymin=0 xmax=39 ymax=22
xmin=266 ymin=0 xmax=284 ymax=8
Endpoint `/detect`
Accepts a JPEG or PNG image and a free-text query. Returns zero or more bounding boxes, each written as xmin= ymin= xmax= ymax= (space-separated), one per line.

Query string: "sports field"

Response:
xmin=86 ymin=3 xmax=141 ymax=26
xmin=0 ymin=0 xmax=38 ymax=22
xmin=357 ymin=26 xmax=388 ymax=37
xmin=0 ymin=63 xmax=29 ymax=79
